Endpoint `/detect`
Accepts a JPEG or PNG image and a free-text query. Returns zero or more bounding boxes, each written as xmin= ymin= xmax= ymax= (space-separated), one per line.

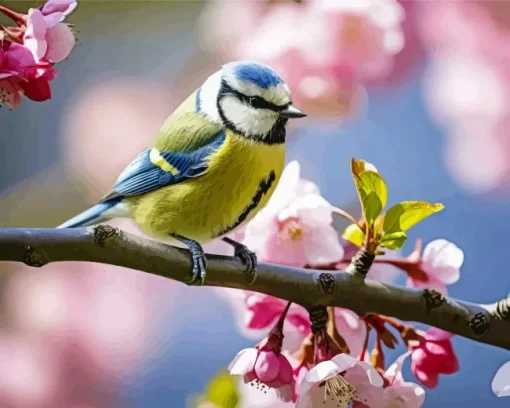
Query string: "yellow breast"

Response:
xmin=129 ymin=132 xmax=286 ymax=242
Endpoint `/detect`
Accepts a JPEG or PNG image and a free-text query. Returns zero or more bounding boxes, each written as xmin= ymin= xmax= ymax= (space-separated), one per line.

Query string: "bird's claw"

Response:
xmin=189 ymin=251 xmax=208 ymax=286
xmin=234 ymin=244 xmax=257 ymax=285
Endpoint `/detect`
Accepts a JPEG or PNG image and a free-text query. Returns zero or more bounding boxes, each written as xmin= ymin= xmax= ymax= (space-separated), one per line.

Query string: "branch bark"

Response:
xmin=0 ymin=225 xmax=509 ymax=350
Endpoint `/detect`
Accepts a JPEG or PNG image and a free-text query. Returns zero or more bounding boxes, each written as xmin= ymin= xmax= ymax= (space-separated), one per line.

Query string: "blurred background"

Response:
xmin=1 ymin=0 xmax=510 ymax=407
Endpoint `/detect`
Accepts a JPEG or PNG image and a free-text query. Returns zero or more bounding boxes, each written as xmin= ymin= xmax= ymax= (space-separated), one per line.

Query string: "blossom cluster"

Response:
xmin=418 ymin=1 xmax=510 ymax=194
xmin=0 ymin=0 xmax=77 ymax=109
xmin=199 ymin=160 xmax=467 ymax=407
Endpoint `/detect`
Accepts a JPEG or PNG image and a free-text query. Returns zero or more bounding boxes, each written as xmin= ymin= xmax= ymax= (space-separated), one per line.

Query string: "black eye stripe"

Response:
xmin=220 ymin=80 xmax=290 ymax=112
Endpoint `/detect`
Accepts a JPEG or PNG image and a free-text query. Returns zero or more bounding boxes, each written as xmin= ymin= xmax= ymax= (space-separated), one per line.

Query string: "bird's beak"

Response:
xmin=279 ymin=105 xmax=307 ymax=119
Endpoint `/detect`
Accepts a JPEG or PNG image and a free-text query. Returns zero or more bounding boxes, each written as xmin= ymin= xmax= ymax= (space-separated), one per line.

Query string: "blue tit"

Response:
xmin=58 ymin=61 xmax=307 ymax=285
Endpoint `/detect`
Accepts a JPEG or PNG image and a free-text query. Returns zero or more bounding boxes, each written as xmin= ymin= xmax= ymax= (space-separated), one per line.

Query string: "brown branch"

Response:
xmin=0 ymin=226 xmax=509 ymax=350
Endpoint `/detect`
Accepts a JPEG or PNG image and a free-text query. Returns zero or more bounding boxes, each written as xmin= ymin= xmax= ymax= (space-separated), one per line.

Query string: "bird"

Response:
xmin=57 ymin=61 xmax=307 ymax=285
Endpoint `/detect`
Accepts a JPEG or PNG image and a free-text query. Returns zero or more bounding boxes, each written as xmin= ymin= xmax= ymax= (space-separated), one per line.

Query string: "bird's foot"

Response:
xmin=189 ymin=247 xmax=207 ymax=286
xmin=172 ymin=234 xmax=207 ymax=285
xmin=223 ymin=238 xmax=257 ymax=285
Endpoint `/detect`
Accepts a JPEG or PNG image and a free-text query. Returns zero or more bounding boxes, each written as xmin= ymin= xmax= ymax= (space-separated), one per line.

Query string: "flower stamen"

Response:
xmin=278 ymin=218 xmax=303 ymax=241
xmin=324 ymin=375 xmax=357 ymax=406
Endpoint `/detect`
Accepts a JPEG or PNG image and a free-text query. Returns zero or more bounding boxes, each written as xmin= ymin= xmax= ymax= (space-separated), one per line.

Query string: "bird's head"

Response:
xmin=198 ymin=61 xmax=306 ymax=144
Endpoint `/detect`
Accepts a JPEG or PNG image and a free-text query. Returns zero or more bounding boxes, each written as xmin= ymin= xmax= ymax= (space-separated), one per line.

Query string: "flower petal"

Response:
xmin=276 ymin=384 xmax=294 ymax=403
xmin=3 ymin=43 xmax=36 ymax=72
xmin=42 ymin=12 xmax=65 ymax=28
xmin=492 ymin=361 xmax=510 ymax=398
xmin=254 ymin=350 xmax=280 ymax=383
xmin=424 ymin=328 xmax=454 ymax=341
xmin=228 ymin=348 xmax=258 ymax=375
xmin=21 ymin=76 xmax=51 ymax=101
xmin=277 ymin=355 xmax=294 ymax=385
xmin=306 ymin=360 xmax=343 ymax=384
xmin=45 ymin=23 xmax=75 ymax=63
xmin=386 ymin=351 xmax=411 ymax=380
xmin=295 ymin=194 xmax=335 ymax=226
xmin=334 ymin=309 xmax=365 ymax=357
xmin=264 ymin=160 xmax=301 ymax=213
xmin=414 ymin=368 xmax=438 ymax=389
xmin=331 ymin=353 xmax=358 ymax=372
xmin=301 ymin=224 xmax=344 ymax=266
xmin=422 ymin=239 xmax=463 ymax=284
xmin=24 ymin=9 xmax=48 ymax=60
xmin=41 ymin=0 xmax=77 ymax=17
xmin=244 ymin=294 xmax=284 ymax=330
xmin=355 ymin=361 xmax=384 ymax=387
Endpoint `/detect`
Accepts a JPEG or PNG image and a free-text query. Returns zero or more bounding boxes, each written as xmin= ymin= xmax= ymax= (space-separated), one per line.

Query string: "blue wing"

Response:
xmin=101 ymin=130 xmax=226 ymax=201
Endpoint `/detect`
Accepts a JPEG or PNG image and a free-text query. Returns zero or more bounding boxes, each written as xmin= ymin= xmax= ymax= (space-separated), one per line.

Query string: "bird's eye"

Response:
xmin=248 ymin=96 xmax=268 ymax=109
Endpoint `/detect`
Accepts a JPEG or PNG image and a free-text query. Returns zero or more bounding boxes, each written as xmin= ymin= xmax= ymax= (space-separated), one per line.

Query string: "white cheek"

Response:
xmin=199 ymin=70 xmax=222 ymax=123
xmin=221 ymin=97 xmax=277 ymax=136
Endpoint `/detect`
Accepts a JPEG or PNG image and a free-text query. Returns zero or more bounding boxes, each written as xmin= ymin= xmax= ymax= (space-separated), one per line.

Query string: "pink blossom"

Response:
xmin=492 ymin=361 xmax=510 ymax=398
xmin=366 ymin=0 xmax=426 ymax=88
xmin=40 ymin=0 xmax=78 ymax=25
xmin=24 ymin=0 xmax=76 ymax=64
xmin=19 ymin=63 xmax=58 ymax=102
xmin=381 ymin=352 xmax=426 ymax=407
xmin=296 ymin=353 xmax=383 ymax=408
xmin=418 ymin=1 xmax=510 ymax=194
xmin=243 ymin=160 xmax=344 ymax=268
xmin=229 ymin=291 xmax=365 ymax=357
xmin=229 ymin=336 xmax=295 ymax=402
xmin=406 ymin=239 xmax=463 ymax=295
xmin=0 ymin=335 xmax=57 ymax=408
xmin=408 ymin=328 xmax=459 ymax=389
xmin=0 ymin=41 xmax=35 ymax=79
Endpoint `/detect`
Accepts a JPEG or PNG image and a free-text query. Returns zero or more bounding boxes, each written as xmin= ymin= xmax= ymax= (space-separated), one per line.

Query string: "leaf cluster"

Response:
xmin=342 ymin=158 xmax=444 ymax=252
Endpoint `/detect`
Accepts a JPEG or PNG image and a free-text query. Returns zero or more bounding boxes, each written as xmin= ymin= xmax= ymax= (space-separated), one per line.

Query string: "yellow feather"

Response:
xmin=149 ymin=148 xmax=180 ymax=175
xmin=128 ymin=131 xmax=285 ymax=243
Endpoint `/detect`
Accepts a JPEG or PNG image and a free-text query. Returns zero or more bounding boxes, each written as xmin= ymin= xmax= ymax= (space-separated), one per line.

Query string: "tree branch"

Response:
xmin=0 ymin=226 xmax=509 ymax=351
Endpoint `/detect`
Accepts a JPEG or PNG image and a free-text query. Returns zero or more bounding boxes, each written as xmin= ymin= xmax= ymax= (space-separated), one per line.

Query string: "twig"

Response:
xmin=0 ymin=226 xmax=509 ymax=351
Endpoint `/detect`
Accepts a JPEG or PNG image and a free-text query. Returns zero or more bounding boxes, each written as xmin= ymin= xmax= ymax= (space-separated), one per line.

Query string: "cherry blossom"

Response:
xmin=229 ymin=329 xmax=295 ymax=402
xmin=381 ymin=352 xmax=426 ymax=407
xmin=296 ymin=353 xmax=383 ymax=408
xmin=406 ymin=239 xmax=463 ymax=295
xmin=243 ymin=160 xmax=344 ymax=268
xmin=408 ymin=328 xmax=459 ymax=389
xmin=24 ymin=3 xmax=76 ymax=64
xmin=418 ymin=0 xmax=510 ymax=194
xmin=0 ymin=41 xmax=35 ymax=79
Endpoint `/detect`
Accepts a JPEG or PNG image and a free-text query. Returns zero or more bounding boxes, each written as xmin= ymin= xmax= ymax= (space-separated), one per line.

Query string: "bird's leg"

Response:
xmin=172 ymin=234 xmax=207 ymax=286
xmin=222 ymin=237 xmax=257 ymax=285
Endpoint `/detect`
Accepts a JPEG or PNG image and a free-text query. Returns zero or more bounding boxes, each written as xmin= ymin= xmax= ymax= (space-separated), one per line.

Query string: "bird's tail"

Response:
xmin=57 ymin=198 xmax=125 ymax=228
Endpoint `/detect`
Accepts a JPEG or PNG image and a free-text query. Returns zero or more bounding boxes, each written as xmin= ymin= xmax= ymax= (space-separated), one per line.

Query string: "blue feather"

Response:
xmin=234 ymin=62 xmax=283 ymax=89
xmin=103 ymin=130 xmax=226 ymax=200
xmin=57 ymin=198 xmax=122 ymax=228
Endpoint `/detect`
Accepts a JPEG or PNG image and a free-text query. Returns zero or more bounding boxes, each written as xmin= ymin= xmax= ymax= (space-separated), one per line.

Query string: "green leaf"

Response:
xmin=383 ymin=201 xmax=445 ymax=234
xmin=350 ymin=158 xmax=388 ymax=225
xmin=380 ymin=231 xmax=408 ymax=250
xmin=342 ymin=223 xmax=366 ymax=247
xmin=360 ymin=171 xmax=388 ymax=209
xmin=194 ymin=369 xmax=239 ymax=408
xmin=363 ymin=190 xmax=384 ymax=226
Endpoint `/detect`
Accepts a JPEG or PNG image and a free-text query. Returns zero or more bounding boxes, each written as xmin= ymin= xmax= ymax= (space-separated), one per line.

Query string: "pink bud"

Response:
xmin=254 ymin=350 xmax=280 ymax=383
